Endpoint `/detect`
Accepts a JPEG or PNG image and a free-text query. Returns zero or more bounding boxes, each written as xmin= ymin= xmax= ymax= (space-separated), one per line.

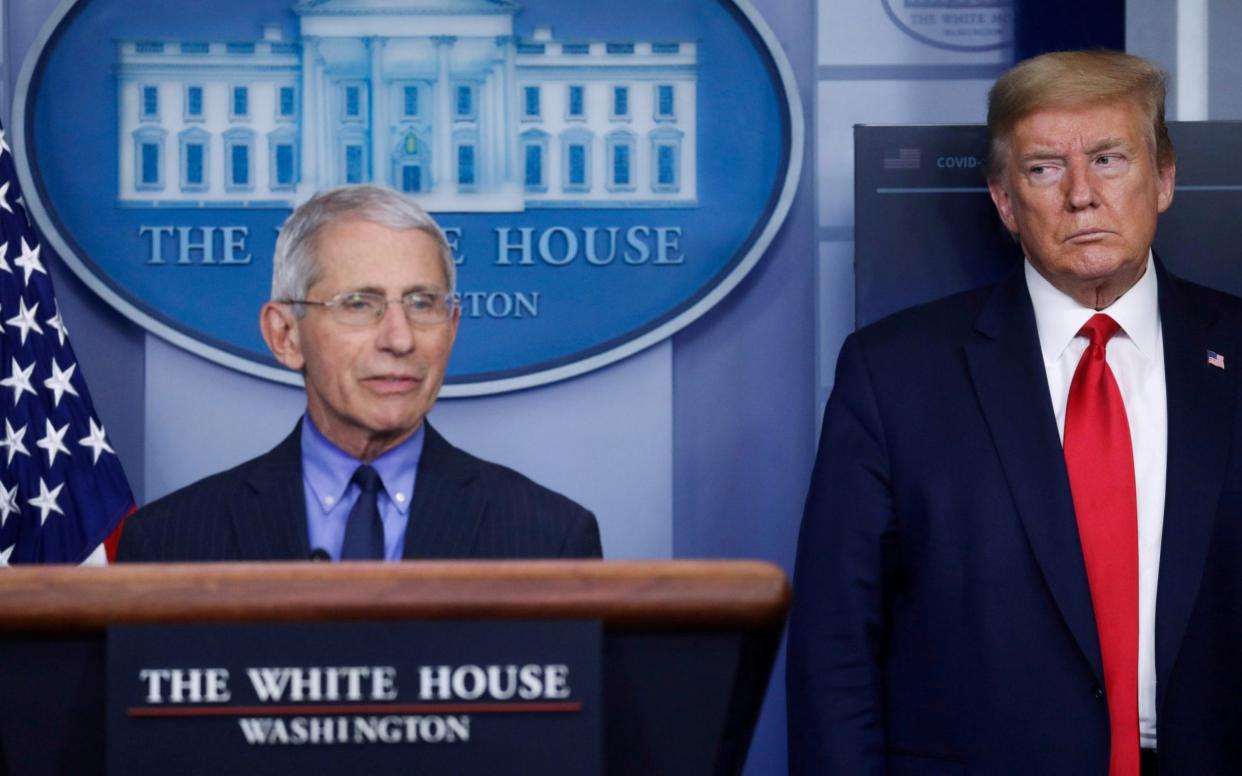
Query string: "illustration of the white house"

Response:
xmin=116 ymin=0 xmax=698 ymax=212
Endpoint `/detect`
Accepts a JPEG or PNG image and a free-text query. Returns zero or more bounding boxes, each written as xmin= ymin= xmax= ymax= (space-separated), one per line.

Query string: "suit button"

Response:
xmin=1093 ymin=687 xmax=1105 ymax=702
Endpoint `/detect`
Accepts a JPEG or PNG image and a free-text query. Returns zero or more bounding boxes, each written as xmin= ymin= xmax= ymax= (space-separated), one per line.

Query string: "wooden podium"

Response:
xmin=0 ymin=560 xmax=788 ymax=776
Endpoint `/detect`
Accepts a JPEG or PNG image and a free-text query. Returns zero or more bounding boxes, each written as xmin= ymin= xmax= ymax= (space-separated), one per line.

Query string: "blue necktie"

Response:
xmin=340 ymin=465 xmax=384 ymax=560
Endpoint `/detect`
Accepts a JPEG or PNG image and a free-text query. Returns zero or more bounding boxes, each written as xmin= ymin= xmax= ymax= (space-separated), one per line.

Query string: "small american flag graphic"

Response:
xmin=882 ymin=148 xmax=921 ymax=170
xmin=1207 ymin=350 xmax=1225 ymax=369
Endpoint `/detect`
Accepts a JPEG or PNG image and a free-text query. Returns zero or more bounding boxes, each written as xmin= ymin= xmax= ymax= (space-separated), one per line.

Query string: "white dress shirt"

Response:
xmin=1025 ymin=253 xmax=1166 ymax=750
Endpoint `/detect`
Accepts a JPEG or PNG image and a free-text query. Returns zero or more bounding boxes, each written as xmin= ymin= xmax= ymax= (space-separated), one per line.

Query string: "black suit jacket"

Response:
xmin=787 ymin=263 xmax=1242 ymax=775
xmin=117 ymin=422 xmax=602 ymax=561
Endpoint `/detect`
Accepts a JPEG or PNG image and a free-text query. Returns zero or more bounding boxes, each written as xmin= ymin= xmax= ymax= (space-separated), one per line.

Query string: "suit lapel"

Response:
xmin=402 ymin=423 xmax=487 ymax=559
xmin=234 ymin=424 xmax=311 ymax=560
xmin=965 ymin=267 xmax=1104 ymax=682
xmin=1154 ymin=265 xmax=1235 ymax=713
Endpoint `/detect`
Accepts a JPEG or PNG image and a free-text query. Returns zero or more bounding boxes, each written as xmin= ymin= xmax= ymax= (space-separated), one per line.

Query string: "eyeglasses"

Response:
xmin=283 ymin=290 xmax=457 ymax=327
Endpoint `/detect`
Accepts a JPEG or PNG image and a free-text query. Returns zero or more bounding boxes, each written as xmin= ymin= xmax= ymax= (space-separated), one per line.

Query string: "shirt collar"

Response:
xmin=301 ymin=414 xmax=424 ymax=515
xmin=1025 ymin=250 xmax=1160 ymax=365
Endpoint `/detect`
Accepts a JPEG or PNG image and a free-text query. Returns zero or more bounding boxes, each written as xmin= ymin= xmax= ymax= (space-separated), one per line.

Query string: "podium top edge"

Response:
xmin=0 ymin=559 xmax=791 ymax=634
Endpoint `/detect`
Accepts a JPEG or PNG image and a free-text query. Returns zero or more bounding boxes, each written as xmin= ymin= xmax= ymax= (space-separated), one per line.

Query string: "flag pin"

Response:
xmin=1207 ymin=350 xmax=1226 ymax=369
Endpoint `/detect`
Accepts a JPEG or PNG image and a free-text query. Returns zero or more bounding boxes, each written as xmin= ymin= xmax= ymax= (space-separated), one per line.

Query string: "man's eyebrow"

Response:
xmin=401 ymin=284 xmax=444 ymax=295
xmin=1017 ymin=137 xmax=1134 ymax=164
xmin=1017 ymin=149 xmax=1066 ymax=164
xmin=338 ymin=284 xmax=443 ymax=296
xmin=343 ymin=285 xmax=385 ymax=296
xmin=1084 ymin=136 xmax=1132 ymax=155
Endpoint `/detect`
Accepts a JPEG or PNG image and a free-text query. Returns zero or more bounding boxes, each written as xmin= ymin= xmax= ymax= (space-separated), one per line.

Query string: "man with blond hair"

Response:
xmin=789 ymin=51 xmax=1242 ymax=775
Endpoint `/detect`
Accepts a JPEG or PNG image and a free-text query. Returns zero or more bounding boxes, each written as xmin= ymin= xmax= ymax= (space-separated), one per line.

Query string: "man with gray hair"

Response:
xmin=789 ymin=50 xmax=1242 ymax=775
xmin=119 ymin=184 xmax=601 ymax=562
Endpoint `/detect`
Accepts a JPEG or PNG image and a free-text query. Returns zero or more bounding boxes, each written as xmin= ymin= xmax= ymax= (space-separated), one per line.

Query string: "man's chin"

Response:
xmin=1053 ymin=247 xmax=1144 ymax=283
xmin=368 ymin=412 xmax=428 ymax=438
xmin=1078 ymin=253 xmax=1142 ymax=283
xmin=1048 ymin=259 xmax=1145 ymax=308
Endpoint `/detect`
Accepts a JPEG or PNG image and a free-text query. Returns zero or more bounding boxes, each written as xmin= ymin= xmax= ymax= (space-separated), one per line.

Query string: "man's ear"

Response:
xmin=447 ymin=303 xmax=460 ymax=349
xmin=260 ymin=302 xmax=305 ymax=371
xmin=988 ymin=177 xmax=1019 ymax=234
xmin=1156 ymin=158 xmax=1176 ymax=214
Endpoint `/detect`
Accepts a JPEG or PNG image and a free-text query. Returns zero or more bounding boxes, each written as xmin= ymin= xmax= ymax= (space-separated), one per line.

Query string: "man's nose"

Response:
xmin=1064 ymin=160 xmax=1099 ymax=210
xmin=374 ymin=301 xmax=415 ymax=353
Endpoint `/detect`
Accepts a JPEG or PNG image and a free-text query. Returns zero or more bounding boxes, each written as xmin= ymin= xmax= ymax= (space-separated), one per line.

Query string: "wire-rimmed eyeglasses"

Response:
xmin=282 ymin=290 xmax=457 ymax=327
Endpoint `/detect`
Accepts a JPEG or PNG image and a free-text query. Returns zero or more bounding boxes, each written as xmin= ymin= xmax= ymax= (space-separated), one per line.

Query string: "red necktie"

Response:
xmin=1063 ymin=313 xmax=1139 ymax=776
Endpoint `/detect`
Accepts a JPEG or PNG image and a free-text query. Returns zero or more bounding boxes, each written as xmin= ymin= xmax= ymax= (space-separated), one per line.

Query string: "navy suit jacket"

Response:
xmin=117 ymin=422 xmax=602 ymax=561
xmin=787 ymin=263 xmax=1242 ymax=775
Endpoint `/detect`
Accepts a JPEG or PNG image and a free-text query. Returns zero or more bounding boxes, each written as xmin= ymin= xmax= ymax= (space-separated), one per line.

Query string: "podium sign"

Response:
xmin=107 ymin=620 xmax=601 ymax=776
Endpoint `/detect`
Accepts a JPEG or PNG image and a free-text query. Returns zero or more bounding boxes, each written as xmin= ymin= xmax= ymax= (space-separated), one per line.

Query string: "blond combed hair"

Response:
xmin=986 ymin=50 xmax=1174 ymax=180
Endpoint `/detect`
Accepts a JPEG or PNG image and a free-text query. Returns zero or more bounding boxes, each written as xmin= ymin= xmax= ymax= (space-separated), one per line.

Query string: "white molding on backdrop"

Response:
xmin=1176 ymin=0 xmax=1208 ymax=120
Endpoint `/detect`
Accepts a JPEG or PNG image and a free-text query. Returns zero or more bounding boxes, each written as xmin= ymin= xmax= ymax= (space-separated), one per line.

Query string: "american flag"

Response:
xmin=0 ymin=121 xmax=133 ymax=565
xmin=882 ymin=147 xmax=921 ymax=170
xmin=1208 ymin=350 xmax=1226 ymax=370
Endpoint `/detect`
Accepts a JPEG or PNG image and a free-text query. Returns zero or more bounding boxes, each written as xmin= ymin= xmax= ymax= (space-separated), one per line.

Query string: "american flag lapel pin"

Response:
xmin=1207 ymin=350 xmax=1226 ymax=369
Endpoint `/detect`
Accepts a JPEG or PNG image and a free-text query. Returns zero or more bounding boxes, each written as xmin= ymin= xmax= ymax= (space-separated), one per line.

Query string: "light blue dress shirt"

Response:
xmin=300 ymin=415 xmax=424 ymax=561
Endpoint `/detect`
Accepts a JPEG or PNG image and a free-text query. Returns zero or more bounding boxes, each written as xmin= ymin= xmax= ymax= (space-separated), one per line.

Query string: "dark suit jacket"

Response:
xmin=117 ymin=422 xmax=602 ymax=561
xmin=787 ymin=263 xmax=1242 ymax=775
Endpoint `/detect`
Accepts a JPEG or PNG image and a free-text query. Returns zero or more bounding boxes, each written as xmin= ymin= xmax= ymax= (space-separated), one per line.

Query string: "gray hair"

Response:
xmin=271 ymin=184 xmax=456 ymax=307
